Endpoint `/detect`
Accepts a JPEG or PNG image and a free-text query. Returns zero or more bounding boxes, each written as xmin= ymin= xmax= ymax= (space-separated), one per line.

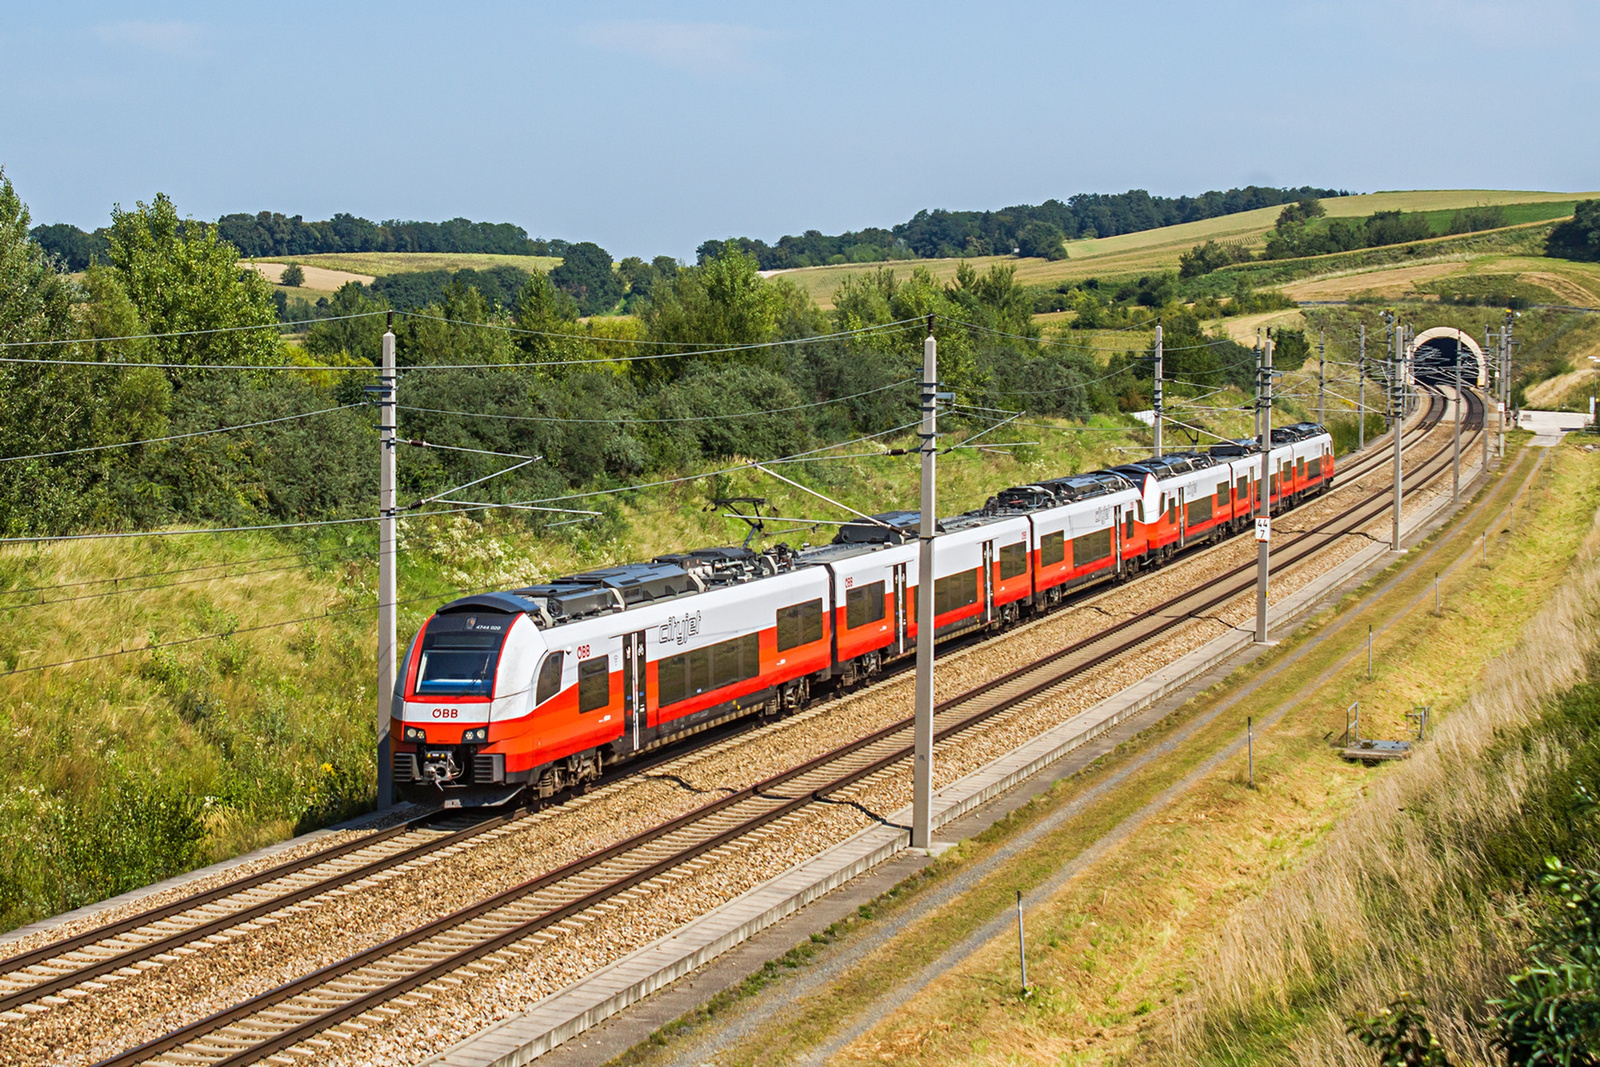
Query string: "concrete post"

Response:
xmin=912 ymin=317 xmax=937 ymax=849
xmin=1255 ymin=334 xmax=1273 ymax=644
xmin=377 ymin=314 xmax=397 ymax=809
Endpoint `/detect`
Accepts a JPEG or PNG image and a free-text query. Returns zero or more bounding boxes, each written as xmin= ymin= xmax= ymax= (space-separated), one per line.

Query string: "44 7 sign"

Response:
xmin=1254 ymin=517 xmax=1272 ymax=542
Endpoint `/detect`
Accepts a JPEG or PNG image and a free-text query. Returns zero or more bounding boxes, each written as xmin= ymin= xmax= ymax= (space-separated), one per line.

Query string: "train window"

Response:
xmin=1072 ymin=528 xmax=1113 ymax=567
xmin=777 ymin=598 xmax=824 ymax=651
xmin=934 ymin=569 xmax=979 ymax=615
xmin=578 ymin=657 xmax=610 ymax=713
xmin=999 ymin=541 xmax=1028 ymax=580
xmin=535 ymin=651 xmax=564 ymax=705
xmin=1236 ymin=475 xmax=1248 ymax=500
xmin=657 ymin=634 xmax=760 ymax=706
xmin=1187 ymin=497 xmax=1213 ymax=526
xmin=846 ymin=582 xmax=886 ymax=628
xmin=416 ymin=629 xmax=503 ymax=697
xmin=1308 ymin=458 xmax=1322 ymax=479
xmin=1124 ymin=511 xmax=1134 ymax=539
xmin=1215 ymin=482 xmax=1228 ymax=508
xmin=1040 ymin=531 xmax=1066 ymax=567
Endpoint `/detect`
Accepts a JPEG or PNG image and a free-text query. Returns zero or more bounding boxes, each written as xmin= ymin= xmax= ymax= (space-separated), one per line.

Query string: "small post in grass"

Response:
xmin=1016 ymin=890 xmax=1030 ymax=996
xmin=1367 ymin=624 xmax=1373 ymax=680
xmin=1434 ymin=572 xmax=1440 ymax=616
xmin=1247 ymin=716 xmax=1254 ymax=788
xmin=1482 ymin=531 xmax=1488 ymax=566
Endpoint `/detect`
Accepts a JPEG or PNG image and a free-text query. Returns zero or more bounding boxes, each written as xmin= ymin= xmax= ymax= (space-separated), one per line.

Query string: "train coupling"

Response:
xmin=421 ymin=748 xmax=463 ymax=788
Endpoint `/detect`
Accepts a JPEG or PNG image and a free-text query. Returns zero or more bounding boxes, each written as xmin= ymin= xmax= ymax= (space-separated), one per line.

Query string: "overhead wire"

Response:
xmin=0 ymin=547 xmax=347 ymax=597
xmin=0 ymin=316 xmax=928 ymax=373
xmin=0 ymin=419 xmax=931 ymax=546
xmin=0 ymin=311 xmax=387 ymax=349
xmin=397 ymin=378 xmax=915 ymax=426
xmin=0 ymin=404 xmax=365 ymax=464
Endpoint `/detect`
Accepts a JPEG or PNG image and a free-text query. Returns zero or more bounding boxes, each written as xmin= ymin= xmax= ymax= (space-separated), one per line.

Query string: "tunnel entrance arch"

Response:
xmin=1411 ymin=327 xmax=1486 ymax=387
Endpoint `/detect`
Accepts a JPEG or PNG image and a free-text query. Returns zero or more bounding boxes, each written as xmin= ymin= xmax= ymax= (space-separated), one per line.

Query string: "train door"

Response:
xmin=1177 ymin=486 xmax=1188 ymax=548
xmin=893 ymin=564 xmax=908 ymax=654
xmin=622 ymin=630 xmax=646 ymax=751
xmin=1113 ymin=506 xmax=1124 ymax=575
xmin=981 ymin=540 xmax=995 ymax=623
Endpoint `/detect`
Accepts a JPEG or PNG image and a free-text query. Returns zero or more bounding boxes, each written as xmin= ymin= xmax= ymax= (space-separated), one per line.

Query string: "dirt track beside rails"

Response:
xmin=3 ymin=416 xmax=1464 ymax=1067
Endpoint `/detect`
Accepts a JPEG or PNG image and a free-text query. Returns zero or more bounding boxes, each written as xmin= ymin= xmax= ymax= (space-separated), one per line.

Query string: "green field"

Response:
xmin=252 ymin=251 xmax=564 ymax=275
xmin=770 ymin=190 xmax=1598 ymax=309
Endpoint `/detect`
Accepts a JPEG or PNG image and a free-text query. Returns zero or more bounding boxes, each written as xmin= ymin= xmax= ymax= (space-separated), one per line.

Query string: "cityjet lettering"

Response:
xmin=658 ymin=611 xmax=703 ymax=646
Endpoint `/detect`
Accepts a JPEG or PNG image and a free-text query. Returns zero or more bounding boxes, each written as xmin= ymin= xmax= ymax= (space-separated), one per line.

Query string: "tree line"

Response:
xmin=30 ymin=212 xmax=575 ymax=271
xmin=704 ymin=185 xmax=1348 ymax=269
xmin=32 ymin=184 xmax=1353 ymax=278
xmin=1 ymin=170 xmax=1181 ymax=544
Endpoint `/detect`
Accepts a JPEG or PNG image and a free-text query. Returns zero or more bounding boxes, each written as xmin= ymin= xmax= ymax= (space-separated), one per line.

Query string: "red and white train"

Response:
xmin=391 ymin=423 xmax=1334 ymax=805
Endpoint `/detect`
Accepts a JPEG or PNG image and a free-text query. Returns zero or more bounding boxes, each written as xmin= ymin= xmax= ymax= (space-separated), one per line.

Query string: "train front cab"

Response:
xmin=391 ymin=593 xmax=558 ymax=805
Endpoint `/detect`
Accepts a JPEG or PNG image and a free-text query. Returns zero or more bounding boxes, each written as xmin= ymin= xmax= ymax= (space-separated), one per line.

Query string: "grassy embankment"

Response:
xmin=768 ymin=191 xmax=1596 ymax=311
xmin=606 ymin=437 xmax=1600 ymax=1067
xmin=0 ymin=412 xmax=1147 ymax=935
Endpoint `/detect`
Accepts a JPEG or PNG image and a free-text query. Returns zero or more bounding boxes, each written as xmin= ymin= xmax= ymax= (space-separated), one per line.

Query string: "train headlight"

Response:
xmin=404 ymin=726 xmax=426 ymax=742
xmin=462 ymin=727 xmax=488 ymax=743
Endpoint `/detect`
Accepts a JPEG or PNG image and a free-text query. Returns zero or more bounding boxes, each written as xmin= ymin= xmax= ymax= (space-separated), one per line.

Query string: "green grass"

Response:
xmin=0 ymin=414 xmax=1152 ymax=934
xmin=774 ymin=191 xmax=1598 ymax=309
xmin=605 ymin=442 xmax=1600 ymax=1067
xmin=250 ymin=251 xmax=564 ymax=276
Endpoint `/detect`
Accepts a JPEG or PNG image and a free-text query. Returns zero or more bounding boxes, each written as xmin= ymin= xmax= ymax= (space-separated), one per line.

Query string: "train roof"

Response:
xmin=832 ymin=510 xmax=928 ymax=545
xmin=1114 ymin=451 xmax=1218 ymax=480
xmin=1271 ymin=422 xmax=1327 ymax=444
xmin=1208 ymin=438 xmax=1261 ymax=458
xmin=435 ymin=543 xmax=804 ymax=627
xmin=983 ymin=469 xmax=1133 ymax=514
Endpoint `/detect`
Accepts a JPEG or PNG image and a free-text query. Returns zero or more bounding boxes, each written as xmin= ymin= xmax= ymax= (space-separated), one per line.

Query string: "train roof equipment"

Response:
xmin=832 ymin=510 xmax=928 ymax=545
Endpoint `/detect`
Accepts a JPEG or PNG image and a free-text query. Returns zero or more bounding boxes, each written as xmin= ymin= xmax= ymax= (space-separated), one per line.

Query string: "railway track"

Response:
xmin=0 ymin=388 xmax=1455 ymax=1056
xmin=85 ymin=387 xmax=1482 ymax=1067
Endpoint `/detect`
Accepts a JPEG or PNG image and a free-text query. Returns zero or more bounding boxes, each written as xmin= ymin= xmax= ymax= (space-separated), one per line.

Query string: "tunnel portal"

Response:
xmin=1411 ymin=327 xmax=1487 ymax=387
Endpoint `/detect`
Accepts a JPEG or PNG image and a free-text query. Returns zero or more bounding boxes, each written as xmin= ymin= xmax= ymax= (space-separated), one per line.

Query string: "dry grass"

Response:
xmin=770 ymin=191 xmax=1598 ymax=309
xmin=1144 ymin=460 xmax=1600 ymax=1065
xmin=250 ymin=251 xmax=563 ymax=276
xmin=241 ymin=261 xmax=375 ymax=288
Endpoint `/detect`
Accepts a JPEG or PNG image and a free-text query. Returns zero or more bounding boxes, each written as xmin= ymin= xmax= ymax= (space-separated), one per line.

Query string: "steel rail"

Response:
xmin=20 ymin=389 xmax=1452 ymax=1025
xmin=96 ymin=388 xmax=1476 ymax=1067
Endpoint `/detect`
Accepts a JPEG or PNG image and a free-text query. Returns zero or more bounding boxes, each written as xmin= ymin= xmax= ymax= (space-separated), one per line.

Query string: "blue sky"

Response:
xmin=2 ymin=1 xmax=1595 ymax=258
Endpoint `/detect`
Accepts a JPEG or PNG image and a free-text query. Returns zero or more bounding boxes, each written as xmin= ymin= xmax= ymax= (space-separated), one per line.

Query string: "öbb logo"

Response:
xmin=431 ymin=708 xmax=461 ymax=719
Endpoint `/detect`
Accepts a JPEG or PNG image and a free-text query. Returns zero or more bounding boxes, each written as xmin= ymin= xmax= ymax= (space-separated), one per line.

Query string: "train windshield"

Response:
xmin=416 ymin=629 xmax=504 ymax=696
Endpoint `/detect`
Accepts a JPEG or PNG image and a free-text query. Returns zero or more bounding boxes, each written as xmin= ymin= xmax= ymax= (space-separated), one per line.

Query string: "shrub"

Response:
xmin=279 ymin=262 xmax=304 ymax=287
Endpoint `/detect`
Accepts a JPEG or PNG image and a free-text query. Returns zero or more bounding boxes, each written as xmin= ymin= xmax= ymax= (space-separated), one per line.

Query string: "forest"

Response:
xmin=1 ymin=171 xmax=1235 ymax=547
xmin=703 ymin=185 xmax=1349 ymax=268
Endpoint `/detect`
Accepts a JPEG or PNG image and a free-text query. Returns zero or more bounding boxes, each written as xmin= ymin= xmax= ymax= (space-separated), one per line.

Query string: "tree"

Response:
xmin=29 ymin=222 xmax=110 ymax=271
xmin=304 ymin=282 xmax=386 ymax=365
xmin=0 ymin=168 xmax=73 ymax=345
xmin=1548 ymin=201 xmax=1600 ymax=263
xmin=639 ymin=244 xmax=789 ymax=382
xmin=279 ymin=263 xmax=304 ymax=287
xmin=1364 ymin=210 xmax=1434 ymax=247
xmin=1277 ymin=197 xmax=1326 ymax=228
xmin=106 ymin=193 xmax=281 ymax=369
xmin=1492 ymin=853 xmax=1600 ymax=1063
xmin=550 ymin=241 xmax=622 ymax=315
xmin=1015 ymin=220 xmax=1068 ymax=260
xmin=1348 ymin=994 xmax=1454 ymax=1067
xmin=1179 ymin=239 xmax=1251 ymax=278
